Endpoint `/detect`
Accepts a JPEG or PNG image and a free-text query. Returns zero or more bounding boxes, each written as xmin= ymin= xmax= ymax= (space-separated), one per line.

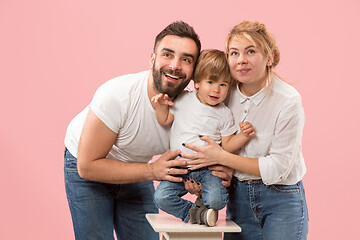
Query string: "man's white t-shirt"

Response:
xmin=64 ymin=70 xmax=171 ymax=163
xmin=170 ymin=91 xmax=237 ymax=160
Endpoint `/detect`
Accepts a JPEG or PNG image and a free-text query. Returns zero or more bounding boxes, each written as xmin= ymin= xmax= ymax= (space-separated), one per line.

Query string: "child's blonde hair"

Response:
xmin=193 ymin=49 xmax=234 ymax=87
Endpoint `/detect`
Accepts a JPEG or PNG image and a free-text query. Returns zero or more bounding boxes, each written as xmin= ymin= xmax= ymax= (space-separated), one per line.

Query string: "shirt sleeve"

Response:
xmin=258 ymin=95 xmax=305 ymax=185
xmin=220 ymin=107 xmax=238 ymax=137
xmin=89 ymin=83 xmax=124 ymax=134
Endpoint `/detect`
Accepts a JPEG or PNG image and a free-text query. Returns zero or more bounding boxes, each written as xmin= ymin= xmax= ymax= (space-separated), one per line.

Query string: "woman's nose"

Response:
xmin=237 ymin=54 xmax=247 ymax=64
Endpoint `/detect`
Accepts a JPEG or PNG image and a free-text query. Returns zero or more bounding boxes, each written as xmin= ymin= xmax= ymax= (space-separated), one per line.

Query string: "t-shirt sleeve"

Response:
xmin=220 ymin=107 xmax=238 ymax=137
xmin=89 ymin=82 xmax=124 ymax=133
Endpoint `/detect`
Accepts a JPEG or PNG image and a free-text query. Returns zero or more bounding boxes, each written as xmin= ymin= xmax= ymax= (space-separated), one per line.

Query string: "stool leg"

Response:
xmin=160 ymin=232 xmax=170 ymax=240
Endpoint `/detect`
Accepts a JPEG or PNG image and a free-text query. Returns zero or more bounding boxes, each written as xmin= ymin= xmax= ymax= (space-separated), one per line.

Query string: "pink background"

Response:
xmin=1 ymin=0 xmax=359 ymax=239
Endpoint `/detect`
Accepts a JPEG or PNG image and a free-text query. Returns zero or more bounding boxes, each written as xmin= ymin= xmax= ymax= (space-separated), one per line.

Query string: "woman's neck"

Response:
xmin=239 ymin=81 xmax=266 ymax=97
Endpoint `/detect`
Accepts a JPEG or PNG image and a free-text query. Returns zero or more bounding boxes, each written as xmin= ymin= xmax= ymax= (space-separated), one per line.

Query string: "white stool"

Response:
xmin=146 ymin=213 xmax=241 ymax=240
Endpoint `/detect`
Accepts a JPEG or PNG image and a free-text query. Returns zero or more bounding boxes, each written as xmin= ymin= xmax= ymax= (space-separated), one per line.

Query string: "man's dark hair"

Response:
xmin=154 ymin=21 xmax=201 ymax=59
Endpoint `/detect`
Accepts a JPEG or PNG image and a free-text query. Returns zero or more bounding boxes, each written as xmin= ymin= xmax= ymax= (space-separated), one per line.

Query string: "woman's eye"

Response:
xmin=230 ymin=51 xmax=238 ymax=56
xmin=247 ymin=49 xmax=255 ymax=54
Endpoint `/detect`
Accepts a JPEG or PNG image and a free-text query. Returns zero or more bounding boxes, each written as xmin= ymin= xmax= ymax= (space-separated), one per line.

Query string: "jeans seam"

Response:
xmin=248 ymin=183 xmax=262 ymax=227
xmin=64 ymin=168 xmax=77 ymax=172
xmin=297 ymin=182 xmax=305 ymax=240
xmin=115 ymin=206 xmax=127 ymax=240
xmin=269 ymin=184 xmax=300 ymax=193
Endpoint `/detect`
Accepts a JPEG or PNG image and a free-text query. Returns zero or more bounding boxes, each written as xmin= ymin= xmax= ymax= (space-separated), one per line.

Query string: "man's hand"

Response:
xmin=149 ymin=150 xmax=188 ymax=182
xmin=208 ymin=165 xmax=234 ymax=188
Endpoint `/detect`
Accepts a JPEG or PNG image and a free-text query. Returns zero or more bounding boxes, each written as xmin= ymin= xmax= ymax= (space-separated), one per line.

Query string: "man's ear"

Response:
xmin=149 ymin=52 xmax=156 ymax=69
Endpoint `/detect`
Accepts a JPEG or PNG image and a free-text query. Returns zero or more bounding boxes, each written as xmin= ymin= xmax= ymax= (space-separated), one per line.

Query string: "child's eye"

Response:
xmin=220 ymin=83 xmax=227 ymax=87
xmin=207 ymin=81 xmax=214 ymax=84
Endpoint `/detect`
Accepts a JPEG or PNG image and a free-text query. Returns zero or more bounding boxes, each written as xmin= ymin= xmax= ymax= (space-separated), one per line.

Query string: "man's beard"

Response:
xmin=152 ymin=63 xmax=191 ymax=98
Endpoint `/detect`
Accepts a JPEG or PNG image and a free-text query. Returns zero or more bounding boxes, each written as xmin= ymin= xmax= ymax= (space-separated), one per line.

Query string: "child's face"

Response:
xmin=194 ymin=77 xmax=230 ymax=106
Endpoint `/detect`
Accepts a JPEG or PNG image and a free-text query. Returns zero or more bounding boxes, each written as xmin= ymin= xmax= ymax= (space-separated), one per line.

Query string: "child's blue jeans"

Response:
xmin=154 ymin=167 xmax=229 ymax=222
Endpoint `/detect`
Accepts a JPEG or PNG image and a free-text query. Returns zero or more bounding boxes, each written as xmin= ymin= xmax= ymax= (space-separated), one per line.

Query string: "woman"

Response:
xmin=183 ymin=21 xmax=309 ymax=239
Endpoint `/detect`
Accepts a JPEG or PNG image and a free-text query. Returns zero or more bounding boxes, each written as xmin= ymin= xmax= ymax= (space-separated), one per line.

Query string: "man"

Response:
xmin=64 ymin=21 xmax=231 ymax=239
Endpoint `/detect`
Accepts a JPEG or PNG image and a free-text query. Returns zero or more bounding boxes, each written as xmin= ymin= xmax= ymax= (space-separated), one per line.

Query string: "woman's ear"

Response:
xmin=267 ymin=52 xmax=274 ymax=66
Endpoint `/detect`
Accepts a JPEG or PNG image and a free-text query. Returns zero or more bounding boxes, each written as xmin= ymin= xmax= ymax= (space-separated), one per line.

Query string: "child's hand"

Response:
xmin=239 ymin=122 xmax=255 ymax=138
xmin=151 ymin=93 xmax=174 ymax=107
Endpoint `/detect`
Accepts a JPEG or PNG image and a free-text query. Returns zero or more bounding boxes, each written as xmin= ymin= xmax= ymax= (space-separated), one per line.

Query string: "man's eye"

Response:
xmin=183 ymin=58 xmax=191 ymax=63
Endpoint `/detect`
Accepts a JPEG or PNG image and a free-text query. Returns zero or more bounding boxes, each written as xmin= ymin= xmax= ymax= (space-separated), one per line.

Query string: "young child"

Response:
xmin=152 ymin=49 xmax=255 ymax=227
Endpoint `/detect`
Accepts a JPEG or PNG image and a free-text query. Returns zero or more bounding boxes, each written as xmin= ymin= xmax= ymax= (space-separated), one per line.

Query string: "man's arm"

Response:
xmin=77 ymin=109 xmax=187 ymax=184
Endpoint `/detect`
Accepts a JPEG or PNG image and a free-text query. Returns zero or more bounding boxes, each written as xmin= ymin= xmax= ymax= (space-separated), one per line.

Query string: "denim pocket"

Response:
xmin=269 ymin=183 xmax=300 ymax=193
xmin=64 ymin=148 xmax=78 ymax=172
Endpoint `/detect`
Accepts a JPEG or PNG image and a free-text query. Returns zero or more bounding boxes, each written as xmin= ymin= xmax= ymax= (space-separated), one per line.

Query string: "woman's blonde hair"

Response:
xmin=225 ymin=21 xmax=280 ymax=83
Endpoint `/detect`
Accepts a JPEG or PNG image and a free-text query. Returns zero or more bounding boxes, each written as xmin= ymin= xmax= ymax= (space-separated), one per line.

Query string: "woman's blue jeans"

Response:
xmin=224 ymin=179 xmax=309 ymax=240
xmin=64 ymin=148 xmax=158 ymax=240
xmin=154 ymin=168 xmax=228 ymax=222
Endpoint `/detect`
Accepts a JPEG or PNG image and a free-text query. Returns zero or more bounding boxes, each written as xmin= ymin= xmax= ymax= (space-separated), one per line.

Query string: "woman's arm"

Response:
xmin=183 ymin=96 xmax=305 ymax=183
xmin=77 ymin=109 xmax=187 ymax=184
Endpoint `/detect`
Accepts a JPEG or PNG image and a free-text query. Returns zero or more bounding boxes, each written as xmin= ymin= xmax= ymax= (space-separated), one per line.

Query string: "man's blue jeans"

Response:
xmin=64 ymin=148 xmax=158 ymax=240
xmin=154 ymin=168 xmax=228 ymax=222
xmin=224 ymin=179 xmax=309 ymax=240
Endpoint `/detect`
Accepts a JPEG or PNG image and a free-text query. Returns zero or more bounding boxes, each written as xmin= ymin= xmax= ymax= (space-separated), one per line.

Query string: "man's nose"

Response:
xmin=169 ymin=58 xmax=181 ymax=71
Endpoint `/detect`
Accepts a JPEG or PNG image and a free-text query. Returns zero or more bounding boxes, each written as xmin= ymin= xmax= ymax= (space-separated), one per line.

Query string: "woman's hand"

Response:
xmin=184 ymin=178 xmax=202 ymax=196
xmin=181 ymin=135 xmax=226 ymax=170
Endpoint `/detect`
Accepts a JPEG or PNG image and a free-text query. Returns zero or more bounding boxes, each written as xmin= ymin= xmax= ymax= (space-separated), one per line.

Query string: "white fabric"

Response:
xmin=170 ymin=91 xmax=237 ymax=160
xmin=226 ymin=76 xmax=306 ymax=185
xmin=64 ymin=70 xmax=171 ymax=163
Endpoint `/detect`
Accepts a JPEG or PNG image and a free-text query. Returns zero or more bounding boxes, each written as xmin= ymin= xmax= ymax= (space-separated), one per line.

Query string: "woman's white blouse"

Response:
xmin=226 ymin=76 xmax=306 ymax=185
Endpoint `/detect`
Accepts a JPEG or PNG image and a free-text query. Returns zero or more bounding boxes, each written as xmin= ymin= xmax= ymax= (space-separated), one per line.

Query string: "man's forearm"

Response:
xmin=78 ymin=158 xmax=154 ymax=184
